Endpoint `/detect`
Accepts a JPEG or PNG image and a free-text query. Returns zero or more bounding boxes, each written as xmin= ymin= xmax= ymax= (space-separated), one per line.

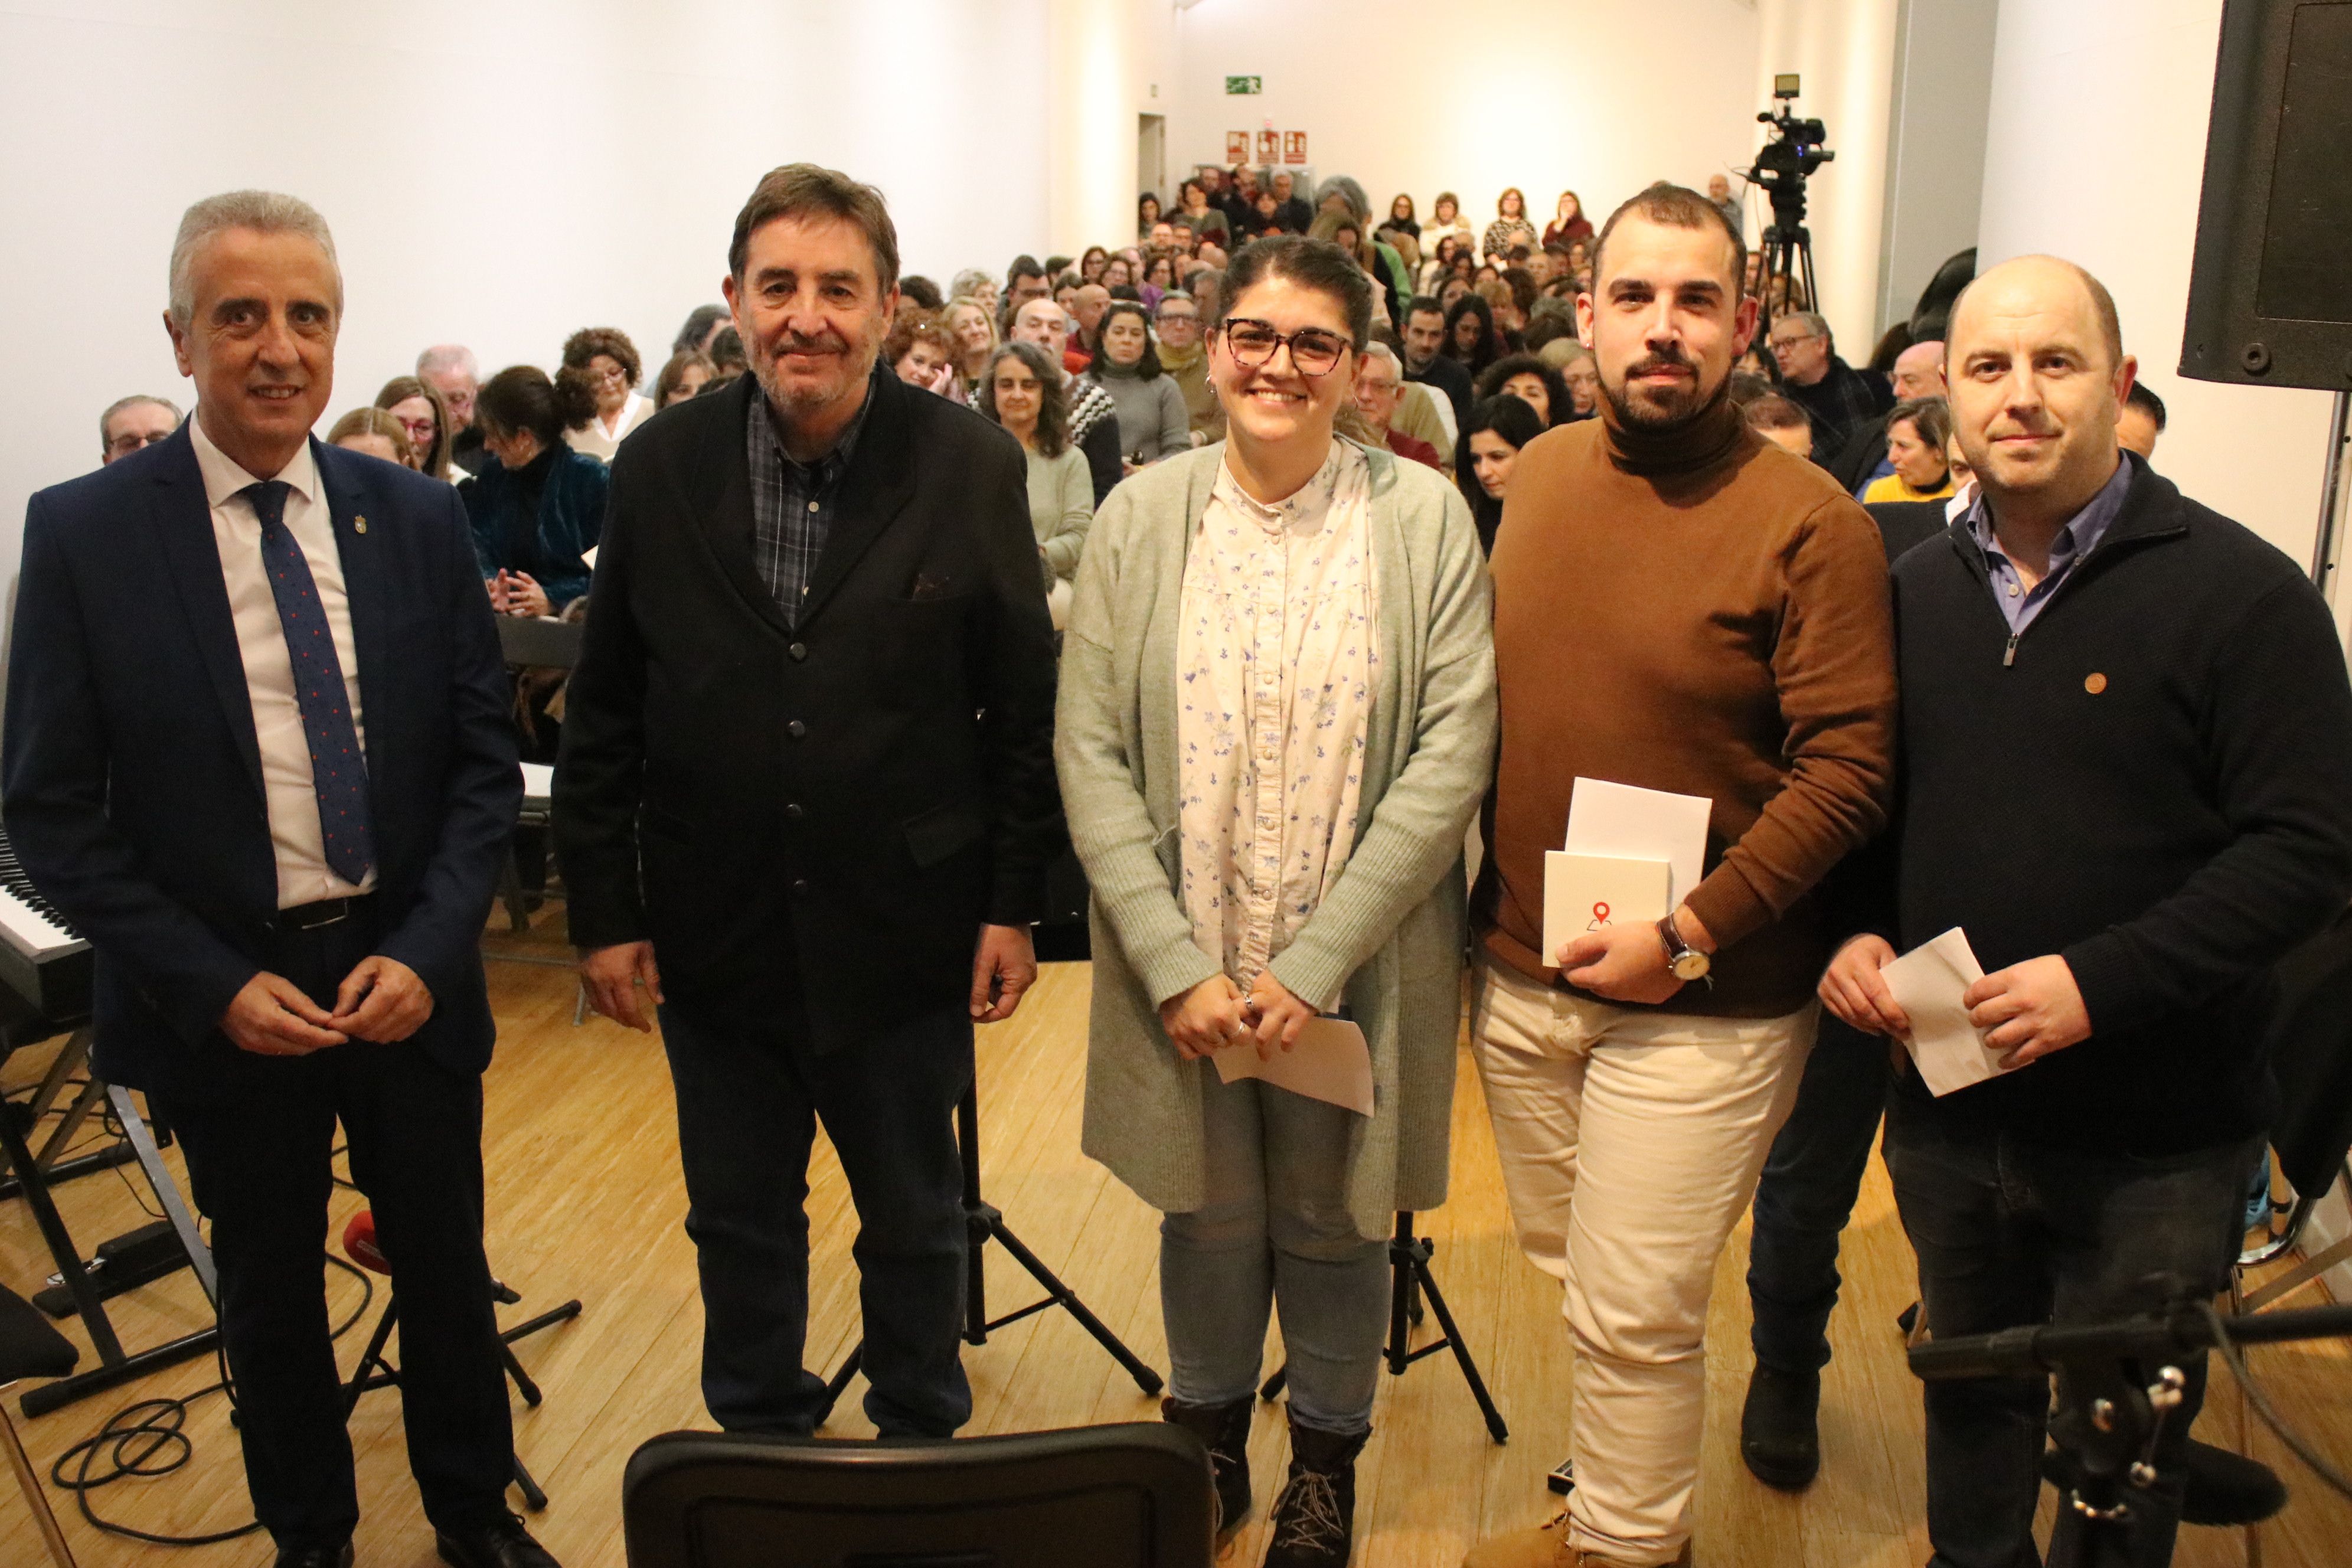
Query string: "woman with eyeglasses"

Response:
xmin=557 ymin=326 xmax=654 ymax=462
xmin=1056 ymin=236 xmax=1495 ymax=1567
xmin=1482 ymin=187 xmax=1540 ymax=270
xmin=373 ymin=374 xmax=456 ymax=480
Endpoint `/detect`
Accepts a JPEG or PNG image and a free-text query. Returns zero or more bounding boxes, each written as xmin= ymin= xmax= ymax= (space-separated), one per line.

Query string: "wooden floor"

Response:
xmin=5 ymin=914 xmax=2351 ymax=1567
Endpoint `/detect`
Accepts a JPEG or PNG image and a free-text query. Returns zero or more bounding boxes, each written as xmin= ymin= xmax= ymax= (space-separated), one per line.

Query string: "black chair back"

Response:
xmin=2263 ymin=903 xmax=2352 ymax=1201
xmin=0 ymin=1282 xmax=76 ymax=1383
xmin=622 ymin=1425 xmax=1212 ymax=1568
xmin=496 ymin=615 xmax=584 ymax=670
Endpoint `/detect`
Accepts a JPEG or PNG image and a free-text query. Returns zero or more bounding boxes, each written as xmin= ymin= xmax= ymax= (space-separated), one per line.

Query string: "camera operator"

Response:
xmin=1819 ymin=254 xmax=2352 ymax=1568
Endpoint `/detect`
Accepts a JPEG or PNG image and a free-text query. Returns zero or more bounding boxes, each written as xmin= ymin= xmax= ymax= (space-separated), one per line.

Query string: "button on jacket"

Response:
xmin=556 ymin=370 xmax=1060 ymax=1052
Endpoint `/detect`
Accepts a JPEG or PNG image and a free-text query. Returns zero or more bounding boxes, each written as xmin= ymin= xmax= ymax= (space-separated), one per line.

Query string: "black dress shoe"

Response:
xmin=2182 ymin=1438 xmax=2288 ymax=1524
xmin=2042 ymin=1438 xmax=2288 ymax=1526
xmin=436 ymin=1515 xmax=561 ymax=1568
xmin=1740 ymin=1362 xmax=1822 ymax=1490
xmin=275 ymin=1544 xmax=354 ymax=1568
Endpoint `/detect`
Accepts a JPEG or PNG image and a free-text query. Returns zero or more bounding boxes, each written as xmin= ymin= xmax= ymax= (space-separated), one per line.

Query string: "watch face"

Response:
xmin=1672 ymin=952 xmax=1711 ymax=981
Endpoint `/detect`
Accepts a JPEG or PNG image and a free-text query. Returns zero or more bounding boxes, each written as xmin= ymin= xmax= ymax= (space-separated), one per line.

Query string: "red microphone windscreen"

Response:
xmin=343 ymin=1210 xmax=391 ymax=1275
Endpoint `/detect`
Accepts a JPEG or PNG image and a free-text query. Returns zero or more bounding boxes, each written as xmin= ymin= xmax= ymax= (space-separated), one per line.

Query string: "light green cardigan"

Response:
xmin=1054 ymin=439 xmax=1498 ymax=1238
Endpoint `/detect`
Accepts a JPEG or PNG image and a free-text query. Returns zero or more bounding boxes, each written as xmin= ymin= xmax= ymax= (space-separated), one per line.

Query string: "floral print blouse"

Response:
xmin=1176 ymin=441 xmax=1380 ymax=991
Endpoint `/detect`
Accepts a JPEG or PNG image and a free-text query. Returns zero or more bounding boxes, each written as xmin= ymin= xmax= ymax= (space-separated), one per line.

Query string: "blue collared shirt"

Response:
xmin=1965 ymin=456 xmax=2133 ymax=636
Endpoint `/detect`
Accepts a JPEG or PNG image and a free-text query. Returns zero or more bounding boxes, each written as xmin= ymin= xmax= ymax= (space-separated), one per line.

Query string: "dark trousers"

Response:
xmin=149 ymin=915 xmax=512 ymax=1552
xmin=1746 ymin=1017 xmax=1890 ymax=1374
xmin=657 ymin=998 xmax=974 ymax=1438
xmin=1883 ymin=1094 xmax=2257 ymax=1568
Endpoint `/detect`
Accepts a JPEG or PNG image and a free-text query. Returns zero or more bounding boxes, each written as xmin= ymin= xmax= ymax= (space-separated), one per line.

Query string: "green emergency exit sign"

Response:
xmin=1226 ymin=75 xmax=1262 ymax=94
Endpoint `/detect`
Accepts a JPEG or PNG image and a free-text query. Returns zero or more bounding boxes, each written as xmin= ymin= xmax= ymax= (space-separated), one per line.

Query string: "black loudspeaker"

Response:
xmin=2180 ymin=0 xmax=2352 ymax=390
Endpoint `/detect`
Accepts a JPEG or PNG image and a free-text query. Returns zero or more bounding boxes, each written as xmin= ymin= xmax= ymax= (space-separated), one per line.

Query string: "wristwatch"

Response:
xmin=1655 ymin=913 xmax=1713 ymax=984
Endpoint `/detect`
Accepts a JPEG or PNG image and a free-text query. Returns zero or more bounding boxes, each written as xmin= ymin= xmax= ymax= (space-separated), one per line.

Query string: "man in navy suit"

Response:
xmin=3 ymin=192 xmax=548 ymax=1568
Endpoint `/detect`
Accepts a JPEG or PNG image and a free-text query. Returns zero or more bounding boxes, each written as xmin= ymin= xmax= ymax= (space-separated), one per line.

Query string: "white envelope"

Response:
xmin=1881 ymin=927 xmax=2015 ymax=1097
xmin=1543 ymin=852 xmax=1671 ymax=968
xmin=1211 ymin=1016 xmax=1376 ymax=1116
xmin=1563 ymin=778 xmax=1712 ymax=906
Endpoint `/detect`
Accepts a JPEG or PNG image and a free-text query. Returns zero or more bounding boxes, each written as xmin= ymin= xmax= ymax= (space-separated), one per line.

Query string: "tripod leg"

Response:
xmin=1413 ymin=1259 xmax=1509 ymax=1443
xmin=814 ymin=1341 xmax=864 ymax=1427
xmin=499 ymin=1342 xmax=543 ymax=1407
xmin=984 ymin=1217 xmax=1164 ymax=1395
xmin=1388 ymin=1214 xmax=1417 ymax=1375
xmin=345 ymin=1299 xmax=401 ymax=1416
xmin=510 ymin=1453 xmax=548 ymax=1513
xmin=958 ymin=1090 xmax=989 ymax=1342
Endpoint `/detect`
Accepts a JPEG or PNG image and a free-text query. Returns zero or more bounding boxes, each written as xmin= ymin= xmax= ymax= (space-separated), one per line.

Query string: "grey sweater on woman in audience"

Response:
xmin=1084 ymin=361 xmax=1190 ymax=464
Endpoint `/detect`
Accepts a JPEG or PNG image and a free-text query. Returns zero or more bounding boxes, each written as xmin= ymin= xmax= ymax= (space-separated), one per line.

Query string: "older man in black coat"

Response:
xmin=556 ymin=164 xmax=1060 ymax=1440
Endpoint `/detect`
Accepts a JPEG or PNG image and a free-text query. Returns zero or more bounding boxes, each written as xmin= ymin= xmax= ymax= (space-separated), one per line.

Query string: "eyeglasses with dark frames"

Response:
xmin=1220 ymin=317 xmax=1351 ymax=378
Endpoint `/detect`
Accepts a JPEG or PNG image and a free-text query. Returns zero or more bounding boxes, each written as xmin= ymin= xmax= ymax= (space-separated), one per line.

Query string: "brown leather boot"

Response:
xmin=1459 ymin=1510 xmax=1694 ymax=1567
xmin=1161 ymin=1394 xmax=1256 ymax=1541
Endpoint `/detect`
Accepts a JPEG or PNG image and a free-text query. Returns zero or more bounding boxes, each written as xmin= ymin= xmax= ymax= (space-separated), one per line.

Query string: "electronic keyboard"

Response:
xmin=0 ymin=822 xmax=93 ymax=1022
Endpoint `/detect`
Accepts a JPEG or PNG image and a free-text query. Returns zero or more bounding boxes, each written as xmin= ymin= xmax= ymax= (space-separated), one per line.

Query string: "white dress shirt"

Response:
xmin=564 ymin=391 xmax=654 ymax=462
xmin=188 ymin=416 xmax=376 ymax=909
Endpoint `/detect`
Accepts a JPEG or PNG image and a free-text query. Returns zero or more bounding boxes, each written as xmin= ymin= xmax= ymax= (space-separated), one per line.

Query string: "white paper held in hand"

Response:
xmin=1543 ymin=852 xmax=1671 ymax=968
xmin=1211 ymin=1016 xmax=1376 ymax=1116
xmin=1880 ymin=927 xmax=2015 ymax=1097
xmin=1563 ymin=778 xmax=1712 ymax=906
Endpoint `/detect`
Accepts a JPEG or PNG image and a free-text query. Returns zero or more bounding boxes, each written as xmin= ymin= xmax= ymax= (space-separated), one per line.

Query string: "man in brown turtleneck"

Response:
xmin=1462 ymin=185 xmax=1896 ymax=1568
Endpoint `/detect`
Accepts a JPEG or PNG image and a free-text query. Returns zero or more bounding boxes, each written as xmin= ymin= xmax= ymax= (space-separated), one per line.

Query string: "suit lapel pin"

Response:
xmin=354 ymin=515 xmax=368 ymax=534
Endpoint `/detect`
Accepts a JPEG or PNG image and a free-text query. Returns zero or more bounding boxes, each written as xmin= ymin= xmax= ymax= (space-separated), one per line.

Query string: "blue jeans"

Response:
xmin=658 ymin=1000 xmax=974 ymax=1438
xmin=1746 ymin=1016 xmax=1890 ymax=1374
xmin=1159 ymin=1073 xmax=1390 ymax=1435
xmin=1883 ymin=1093 xmax=2257 ymax=1568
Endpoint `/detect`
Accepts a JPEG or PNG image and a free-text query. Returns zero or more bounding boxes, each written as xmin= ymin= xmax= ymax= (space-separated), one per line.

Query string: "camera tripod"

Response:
xmin=1755 ymin=215 xmax=1819 ymax=342
xmin=1910 ymin=1296 xmax=2352 ymax=1566
xmin=1258 ymin=1211 xmax=1508 ymax=1443
xmin=812 ymin=1084 xmax=1162 ymax=1424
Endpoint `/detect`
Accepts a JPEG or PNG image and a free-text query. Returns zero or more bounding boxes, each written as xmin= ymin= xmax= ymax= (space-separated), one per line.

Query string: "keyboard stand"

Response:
xmin=0 ymin=1020 xmax=221 ymax=1418
xmin=0 ymin=1028 xmax=137 ymax=1200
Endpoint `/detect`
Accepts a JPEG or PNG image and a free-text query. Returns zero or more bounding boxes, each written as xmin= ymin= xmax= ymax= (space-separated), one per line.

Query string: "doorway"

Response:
xmin=1138 ymin=113 xmax=1167 ymax=211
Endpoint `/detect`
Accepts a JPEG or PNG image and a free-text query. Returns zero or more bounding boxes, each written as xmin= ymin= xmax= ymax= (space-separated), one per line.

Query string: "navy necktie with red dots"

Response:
xmin=243 ymin=481 xmax=375 ymax=885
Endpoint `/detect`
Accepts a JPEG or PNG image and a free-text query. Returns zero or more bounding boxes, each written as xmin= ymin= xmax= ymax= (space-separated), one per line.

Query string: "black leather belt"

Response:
xmin=279 ymin=895 xmax=371 ymax=932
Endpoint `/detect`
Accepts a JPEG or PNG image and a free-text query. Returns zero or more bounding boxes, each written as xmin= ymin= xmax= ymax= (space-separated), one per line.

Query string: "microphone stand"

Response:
xmin=1909 ymin=1299 xmax=2352 ymax=1566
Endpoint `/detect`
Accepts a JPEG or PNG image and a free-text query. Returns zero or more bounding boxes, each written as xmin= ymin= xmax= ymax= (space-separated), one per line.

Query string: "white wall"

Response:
xmin=0 ymin=0 xmax=1053 ymax=590
xmin=1873 ymin=0 xmax=1998 ymax=339
xmin=1975 ymin=0 xmax=2338 ymax=566
xmin=1159 ymin=0 xmax=1764 ymax=272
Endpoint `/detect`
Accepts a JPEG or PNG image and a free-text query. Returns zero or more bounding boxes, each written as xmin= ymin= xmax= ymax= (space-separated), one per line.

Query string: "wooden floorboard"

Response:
xmin=5 ymin=915 xmax=2350 ymax=1566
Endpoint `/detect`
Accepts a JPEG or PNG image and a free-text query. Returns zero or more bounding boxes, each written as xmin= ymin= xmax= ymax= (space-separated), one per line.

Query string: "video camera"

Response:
xmin=1750 ymin=74 xmax=1833 ymax=228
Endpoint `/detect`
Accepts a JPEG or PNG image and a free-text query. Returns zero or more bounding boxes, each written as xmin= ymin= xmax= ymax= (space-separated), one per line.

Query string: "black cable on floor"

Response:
xmin=46 ymin=1251 xmax=376 ymax=1546
xmin=2200 ymin=1299 xmax=2352 ymax=1503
